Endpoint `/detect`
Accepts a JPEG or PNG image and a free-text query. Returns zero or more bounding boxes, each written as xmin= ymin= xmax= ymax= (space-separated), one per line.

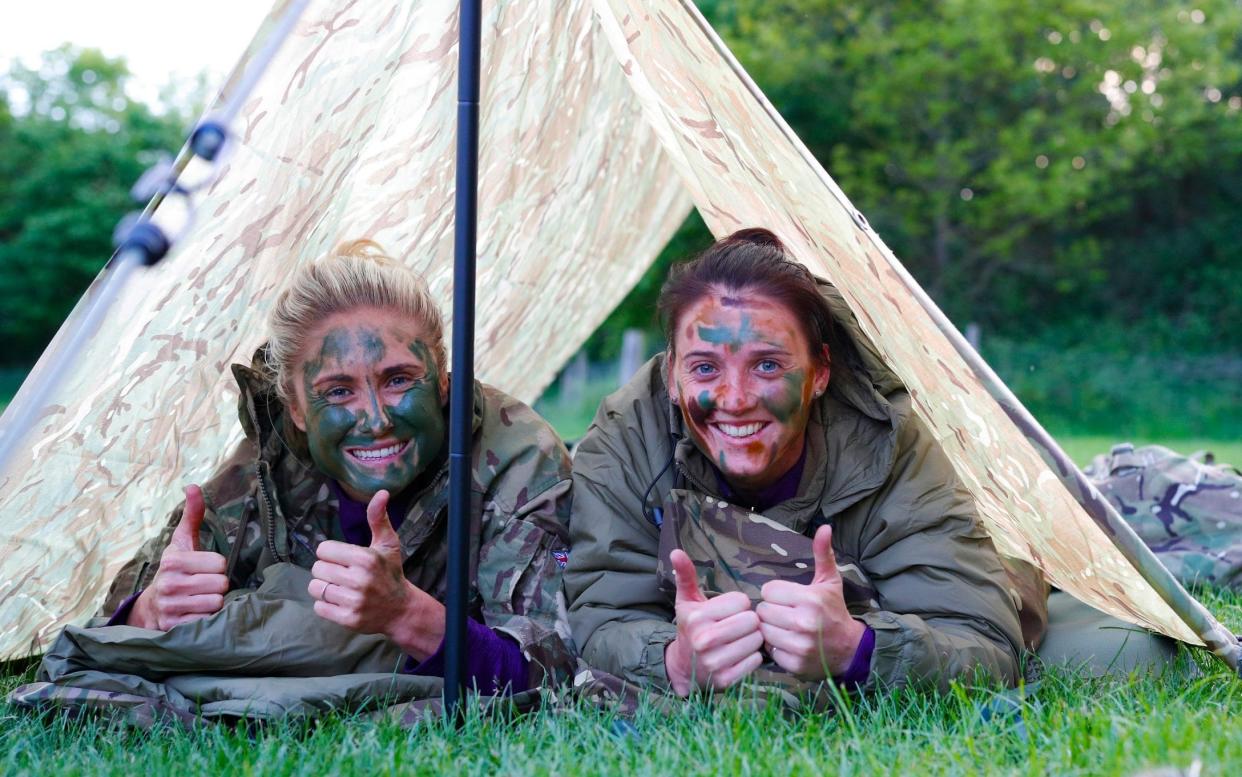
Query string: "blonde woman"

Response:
xmin=101 ymin=240 xmax=575 ymax=693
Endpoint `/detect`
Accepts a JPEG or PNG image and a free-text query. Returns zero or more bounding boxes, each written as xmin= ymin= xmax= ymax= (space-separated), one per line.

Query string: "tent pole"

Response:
xmin=446 ymin=0 xmax=483 ymax=719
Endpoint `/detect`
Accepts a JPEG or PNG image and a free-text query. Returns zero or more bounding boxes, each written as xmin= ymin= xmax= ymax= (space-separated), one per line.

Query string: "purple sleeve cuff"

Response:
xmin=404 ymin=618 xmax=531 ymax=695
xmin=833 ymin=624 xmax=874 ymax=688
xmin=106 ymin=591 xmax=143 ymax=626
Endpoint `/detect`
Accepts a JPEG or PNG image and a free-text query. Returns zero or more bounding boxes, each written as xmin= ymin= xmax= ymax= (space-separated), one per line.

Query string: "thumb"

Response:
xmin=170 ymin=484 xmax=205 ymax=552
xmin=811 ymin=524 xmax=839 ymax=585
xmin=367 ymin=490 xmax=400 ymax=552
xmin=670 ymin=549 xmax=706 ymax=604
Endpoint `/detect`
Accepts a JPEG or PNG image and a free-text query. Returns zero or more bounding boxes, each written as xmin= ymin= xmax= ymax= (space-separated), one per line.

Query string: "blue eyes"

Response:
xmin=688 ymin=361 xmax=782 ymax=377
xmin=321 ymin=375 xmax=416 ymax=402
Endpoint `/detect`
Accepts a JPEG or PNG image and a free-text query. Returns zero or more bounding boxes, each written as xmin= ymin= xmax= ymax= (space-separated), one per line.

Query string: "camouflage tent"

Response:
xmin=0 ymin=0 xmax=1237 ymax=669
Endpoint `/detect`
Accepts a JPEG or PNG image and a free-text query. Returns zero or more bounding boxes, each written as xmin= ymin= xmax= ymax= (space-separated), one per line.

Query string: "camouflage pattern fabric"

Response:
xmin=654 ymin=490 xmax=882 ymax=614
xmin=655 ymin=490 xmax=874 ymax=710
xmin=651 ymin=490 xmax=1047 ymax=709
xmin=1086 ymin=444 xmax=1242 ymax=592
xmin=655 ymin=490 xmax=1049 ymax=651
xmin=9 ymin=564 xmax=544 ymax=727
xmin=102 ymin=347 xmax=576 ymax=686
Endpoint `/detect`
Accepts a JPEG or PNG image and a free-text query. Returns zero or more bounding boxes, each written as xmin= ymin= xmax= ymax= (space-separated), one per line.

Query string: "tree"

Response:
xmin=0 ymin=46 xmax=188 ymax=366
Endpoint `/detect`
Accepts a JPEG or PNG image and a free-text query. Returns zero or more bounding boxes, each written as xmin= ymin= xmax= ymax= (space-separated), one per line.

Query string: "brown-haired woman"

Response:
xmin=566 ymin=228 xmax=1170 ymax=700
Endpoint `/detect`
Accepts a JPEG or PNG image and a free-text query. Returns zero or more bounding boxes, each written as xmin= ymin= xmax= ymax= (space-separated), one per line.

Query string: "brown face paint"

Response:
xmin=677 ymin=390 xmax=712 ymax=461
xmin=688 ymin=389 xmax=717 ymax=426
xmin=670 ymin=293 xmax=824 ymax=493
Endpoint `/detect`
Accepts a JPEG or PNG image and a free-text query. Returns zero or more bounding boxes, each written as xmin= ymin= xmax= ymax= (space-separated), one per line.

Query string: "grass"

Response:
xmin=2 ymin=592 xmax=1240 ymax=774
xmin=1054 ymin=435 xmax=1242 ymax=470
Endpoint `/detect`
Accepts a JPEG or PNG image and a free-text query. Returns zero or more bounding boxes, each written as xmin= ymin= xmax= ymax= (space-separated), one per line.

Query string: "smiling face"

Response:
xmin=668 ymin=290 xmax=830 ymax=494
xmin=287 ymin=307 xmax=449 ymax=502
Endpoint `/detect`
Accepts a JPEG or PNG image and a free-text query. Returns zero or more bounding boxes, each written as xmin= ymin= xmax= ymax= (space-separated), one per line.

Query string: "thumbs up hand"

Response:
xmin=663 ymin=549 xmax=764 ymax=697
xmin=128 ymin=485 xmax=229 ymax=630
xmin=310 ymin=490 xmax=445 ymax=660
xmin=756 ymin=525 xmax=866 ymax=680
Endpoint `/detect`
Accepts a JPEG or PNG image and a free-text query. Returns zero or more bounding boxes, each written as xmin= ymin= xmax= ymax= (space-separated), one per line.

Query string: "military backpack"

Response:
xmin=1085 ymin=443 xmax=1242 ymax=591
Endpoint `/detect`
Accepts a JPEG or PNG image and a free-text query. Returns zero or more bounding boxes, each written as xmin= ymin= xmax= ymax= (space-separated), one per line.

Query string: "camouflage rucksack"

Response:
xmin=1085 ymin=443 xmax=1242 ymax=591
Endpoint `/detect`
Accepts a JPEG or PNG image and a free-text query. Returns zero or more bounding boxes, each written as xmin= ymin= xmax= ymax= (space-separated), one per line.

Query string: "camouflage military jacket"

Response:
xmin=102 ymin=348 xmax=576 ymax=684
xmin=565 ymin=281 xmax=1037 ymax=694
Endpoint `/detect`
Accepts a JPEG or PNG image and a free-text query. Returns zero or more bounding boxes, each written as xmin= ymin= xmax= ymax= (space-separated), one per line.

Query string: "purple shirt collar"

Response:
xmin=328 ymin=481 xmax=413 ymax=546
xmin=712 ymin=441 xmax=808 ymax=513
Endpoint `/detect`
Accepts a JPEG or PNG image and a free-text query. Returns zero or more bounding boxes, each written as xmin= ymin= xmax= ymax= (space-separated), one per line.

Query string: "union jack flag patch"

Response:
xmin=552 ymin=550 xmax=569 ymax=569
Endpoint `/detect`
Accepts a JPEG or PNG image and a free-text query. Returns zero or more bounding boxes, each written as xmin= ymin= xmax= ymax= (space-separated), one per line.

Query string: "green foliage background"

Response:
xmin=0 ymin=46 xmax=187 ymax=366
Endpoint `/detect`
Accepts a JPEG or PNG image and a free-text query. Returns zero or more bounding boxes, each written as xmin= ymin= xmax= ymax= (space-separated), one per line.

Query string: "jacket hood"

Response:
xmin=813 ymin=277 xmax=906 ymax=423
xmin=231 ymin=346 xmax=306 ymax=463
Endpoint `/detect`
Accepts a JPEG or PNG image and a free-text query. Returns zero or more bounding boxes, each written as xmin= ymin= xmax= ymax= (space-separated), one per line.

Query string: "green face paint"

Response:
xmin=300 ymin=325 xmax=446 ymax=502
xmin=696 ymin=314 xmax=758 ymax=354
xmin=760 ymin=368 xmax=807 ymax=424
xmin=696 ymin=390 xmax=717 ymax=412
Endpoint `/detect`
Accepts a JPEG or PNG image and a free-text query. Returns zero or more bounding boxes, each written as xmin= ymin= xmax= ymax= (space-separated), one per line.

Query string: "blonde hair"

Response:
xmin=266 ymin=239 xmax=447 ymax=403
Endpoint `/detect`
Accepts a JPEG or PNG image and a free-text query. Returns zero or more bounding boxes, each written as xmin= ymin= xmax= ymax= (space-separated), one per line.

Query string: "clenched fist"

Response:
xmin=756 ymin=525 xmax=866 ymax=679
xmin=309 ymin=489 xmax=445 ymax=661
xmin=664 ymin=549 xmax=764 ymax=697
xmin=128 ymin=485 xmax=229 ymax=630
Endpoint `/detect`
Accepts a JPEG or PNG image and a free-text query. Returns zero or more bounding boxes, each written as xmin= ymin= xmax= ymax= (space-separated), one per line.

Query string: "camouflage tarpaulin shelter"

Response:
xmin=1 ymin=0 xmax=1238 ymax=668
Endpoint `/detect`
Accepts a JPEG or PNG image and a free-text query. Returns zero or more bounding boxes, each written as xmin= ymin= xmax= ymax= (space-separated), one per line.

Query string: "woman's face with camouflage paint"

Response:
xmin=669 ymin=290 xmax=829 ymax=493
xmin=288 ymin=307 xmax=449 ymax=502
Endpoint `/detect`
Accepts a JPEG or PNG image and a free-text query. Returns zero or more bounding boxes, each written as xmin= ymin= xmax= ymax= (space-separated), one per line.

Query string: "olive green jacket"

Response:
xmin=565 ymin=285 xmax=1031 ymax=693
xmin=101 ymin=348 xmax=576 ymax=684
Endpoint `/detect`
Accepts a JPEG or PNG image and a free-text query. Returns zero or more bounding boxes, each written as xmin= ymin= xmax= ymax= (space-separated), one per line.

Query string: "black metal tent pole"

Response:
xmin=445 ymin=0 xmax=483 ymax=720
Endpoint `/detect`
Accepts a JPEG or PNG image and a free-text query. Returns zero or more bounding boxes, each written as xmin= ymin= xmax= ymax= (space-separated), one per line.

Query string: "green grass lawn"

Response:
xmin=2 ymin=591 xmax=1240 ymax=775
xmin=1055 ymin=435 xmax=1242 ymax=470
